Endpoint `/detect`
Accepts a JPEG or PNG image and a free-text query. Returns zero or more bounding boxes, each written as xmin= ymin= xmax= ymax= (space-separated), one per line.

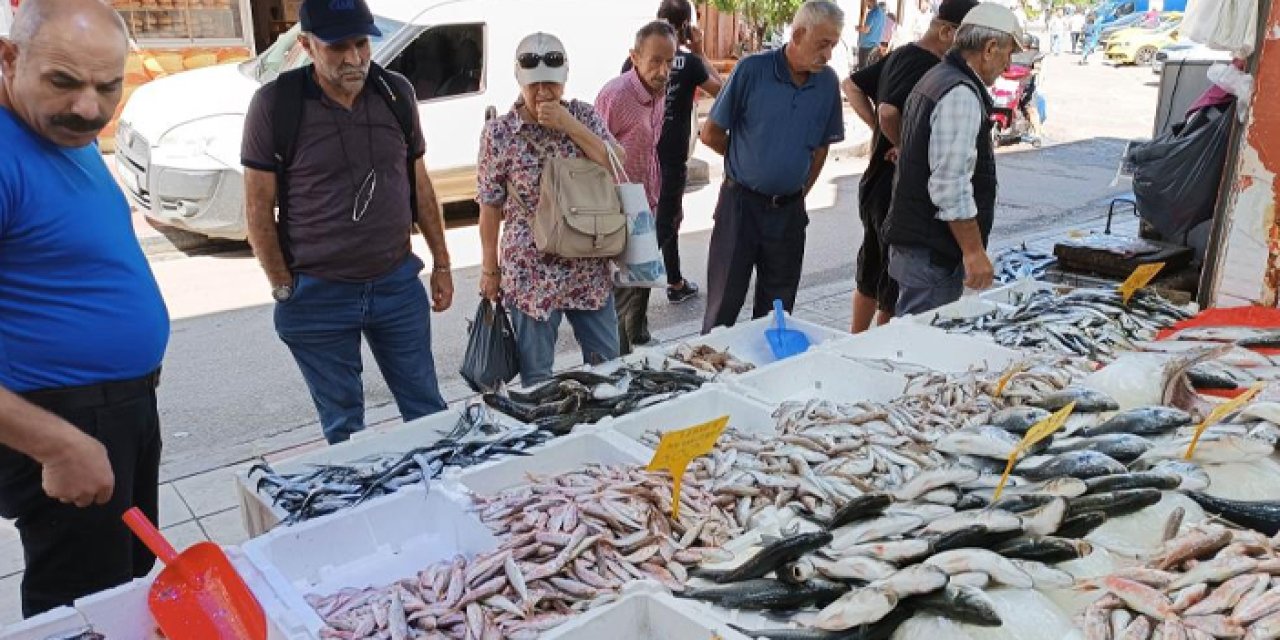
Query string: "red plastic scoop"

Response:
xmin=122 ymin=507 xmax=267 ymax=640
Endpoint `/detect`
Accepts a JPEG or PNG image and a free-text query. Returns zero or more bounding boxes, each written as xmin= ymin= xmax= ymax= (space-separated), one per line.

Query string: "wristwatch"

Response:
xmin=272 ymin=284 xmax=293 ymax=302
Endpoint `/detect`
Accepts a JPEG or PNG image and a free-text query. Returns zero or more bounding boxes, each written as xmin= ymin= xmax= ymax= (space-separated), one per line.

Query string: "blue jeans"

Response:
xmin=274 ymin=254 xmax=447 ymax=443
xmin=507 ymin=295 xmax=620 ymax=387
xmin=888 ymin=245 xmax=965 ymax=317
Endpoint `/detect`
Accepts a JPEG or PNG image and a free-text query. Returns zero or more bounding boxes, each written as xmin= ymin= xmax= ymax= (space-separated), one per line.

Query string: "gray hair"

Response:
xmin=10 ymin=0 xmax=128 ymax=47
xmin=954 ymin=23 xmax=1014 ymax=53
xmin=792 ymin=0 xmax=845 ymax=32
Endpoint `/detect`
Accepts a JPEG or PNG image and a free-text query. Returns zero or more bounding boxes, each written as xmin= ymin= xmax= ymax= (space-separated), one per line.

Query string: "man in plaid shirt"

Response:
xmin=882 ymin=3 xmax=1023 ymax=316
xmin=596 ymin=21 xmax=678 ymax=353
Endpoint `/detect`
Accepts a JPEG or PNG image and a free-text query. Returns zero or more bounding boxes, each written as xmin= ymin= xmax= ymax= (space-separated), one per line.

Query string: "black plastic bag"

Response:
xmin=459 ymin=299 xmax=520 ymax=392
xmin=1130 ymin=102 xmax=1235 ymax=243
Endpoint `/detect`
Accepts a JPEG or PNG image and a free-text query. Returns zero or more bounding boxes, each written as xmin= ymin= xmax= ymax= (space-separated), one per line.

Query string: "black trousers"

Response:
xmin=656 ymin=159 xmax=689 ymax=287
xmin=1 ymin=372 xmax=162 ymax=618
xmin=703 ymin=180 xmax=808 ymax=333
xmin=854 ymin=159 xmax=898 ymax=313
xmin=614 ymin=286 xmax=651 ymax=354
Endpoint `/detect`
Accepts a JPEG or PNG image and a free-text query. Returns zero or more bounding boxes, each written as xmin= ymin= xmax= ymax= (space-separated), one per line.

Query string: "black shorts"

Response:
xmin=854 ymin=162 xmax=898 ymax=312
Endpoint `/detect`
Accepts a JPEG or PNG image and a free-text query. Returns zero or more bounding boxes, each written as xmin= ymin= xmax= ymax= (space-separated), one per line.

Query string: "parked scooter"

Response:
xmin=990 ymin=36 xmax=1046 ymax=147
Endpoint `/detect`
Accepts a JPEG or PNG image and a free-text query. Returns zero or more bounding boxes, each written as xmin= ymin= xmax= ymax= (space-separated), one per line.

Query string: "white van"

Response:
xmin=114 ymin=0 xmax=658 ymax=239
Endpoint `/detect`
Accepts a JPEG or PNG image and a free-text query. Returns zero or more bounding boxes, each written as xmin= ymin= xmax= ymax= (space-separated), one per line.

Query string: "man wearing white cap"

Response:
xmin=881 ymin=2 xmax=1022 ymax=316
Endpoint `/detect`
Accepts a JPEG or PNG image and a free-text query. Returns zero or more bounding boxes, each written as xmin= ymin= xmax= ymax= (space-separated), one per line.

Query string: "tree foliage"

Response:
xmin=711 ymin=0 xmax=806 ymax=52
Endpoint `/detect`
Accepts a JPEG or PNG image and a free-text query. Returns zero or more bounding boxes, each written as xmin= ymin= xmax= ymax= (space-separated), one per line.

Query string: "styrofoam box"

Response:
xmin=542 ymin=582 xmax=751 ymax=640
xmin=603 ymin=385 xmax=778 ymax=446
xmin=826 ymin=321 xmax=1022 ymax=373
xmin=661 ymin=313 xmax=849 ymax=373
xmin=731 ymin=351 xmax=908 ymax=405
xmin=242 ymin=485 xmax=497 ymax=638
xmin=236 ymin=407 xmax=529 ymax=537
xmin=454 ymin=429 xmax=653 ymax=497
xmin=0 ymin=606 xmax=87 ymax=640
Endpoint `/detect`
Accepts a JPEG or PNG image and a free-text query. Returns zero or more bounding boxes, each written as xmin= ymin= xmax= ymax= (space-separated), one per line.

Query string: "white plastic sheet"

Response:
xmin=1183 ymin=0 xmax=1258 ymax=57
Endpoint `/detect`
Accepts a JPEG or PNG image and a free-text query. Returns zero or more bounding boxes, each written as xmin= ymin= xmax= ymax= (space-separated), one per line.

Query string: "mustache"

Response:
xmin=337 ymin=64 xmax=367 ymax=77
xmin=51 ymin=113 xmax=109 ymax=133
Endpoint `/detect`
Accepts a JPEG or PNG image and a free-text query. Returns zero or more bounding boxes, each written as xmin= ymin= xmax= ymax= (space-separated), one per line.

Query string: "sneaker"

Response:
xmin=667 ymin=280 xmax=700 ymax=304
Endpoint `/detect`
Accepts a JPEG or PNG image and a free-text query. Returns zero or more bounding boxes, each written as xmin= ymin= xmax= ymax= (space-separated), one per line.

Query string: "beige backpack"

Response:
xmin=530 ymin=146 xmax=628 ymax=259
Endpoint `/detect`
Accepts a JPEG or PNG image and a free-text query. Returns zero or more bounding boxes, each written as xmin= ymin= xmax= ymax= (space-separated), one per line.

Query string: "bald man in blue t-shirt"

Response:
xmin=0 ymin=0 xmax=170 ymax=617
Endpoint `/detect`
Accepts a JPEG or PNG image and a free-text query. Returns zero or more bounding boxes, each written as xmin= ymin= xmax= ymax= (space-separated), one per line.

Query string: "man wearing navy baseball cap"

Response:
xmin=240 ymin=0 xmax=455 ymax=444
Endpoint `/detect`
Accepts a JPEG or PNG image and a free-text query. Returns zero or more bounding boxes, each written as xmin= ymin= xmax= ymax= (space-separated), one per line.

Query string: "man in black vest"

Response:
xmin=881 ymin=3 xmax=1023 ymax=316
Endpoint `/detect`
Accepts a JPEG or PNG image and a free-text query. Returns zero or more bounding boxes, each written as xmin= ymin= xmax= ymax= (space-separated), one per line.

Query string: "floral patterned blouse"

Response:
xmin=476 ymin=99 xmax=619 ymax=321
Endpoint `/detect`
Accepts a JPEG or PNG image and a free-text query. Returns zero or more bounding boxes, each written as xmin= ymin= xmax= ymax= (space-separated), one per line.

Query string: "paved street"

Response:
xmin=0 ymin=51 xmax=1164 ymax=624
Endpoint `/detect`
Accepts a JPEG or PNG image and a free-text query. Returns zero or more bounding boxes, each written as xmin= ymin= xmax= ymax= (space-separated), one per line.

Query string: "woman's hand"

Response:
xmin=536 ymin=101 xmax=576 ymax=133
xmin=480 ymin=271 xmax=502 ymax=302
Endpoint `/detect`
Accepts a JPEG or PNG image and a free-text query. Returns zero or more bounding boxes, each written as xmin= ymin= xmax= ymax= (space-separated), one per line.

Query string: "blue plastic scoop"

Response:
xmin=765 ymin=299 xmax=811 ymax=359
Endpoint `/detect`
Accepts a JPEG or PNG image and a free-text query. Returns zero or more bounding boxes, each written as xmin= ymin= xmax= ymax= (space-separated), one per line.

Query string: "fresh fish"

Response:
xmin=935 ymin=426 xmax=1024 ymax=460
xmin=703 ymin=532 xmax=834 ymax=584
xmin=811 ymin=556 xmax=898 ymax=583
xmin=1018 ymin=450 xmax=1129 ymax=480
xmin=1181 ymin=573 xmax=1265 ymax=616
xmin=827 ymin=494 xmax=893 ymax=530
xmin=1067 ymin=489 xmax=1164 ymax=519
xmin=991 ymin=406 xmax=1053 ymax=434
xmin=1034 ymin=387 xmax=1120 ymax=413
xmin=1170 ymin=583 xmax=1211 ymax=613
xmin=1109 ymin=608 xmax=1133 ymax=638
xmin=1085 ymin=472 xmax=1183 ymax=494
xmin=1056 ymin=511 xmax=1109 ymax=539
xmin=930 ymin=524 xmax=1022 ymax=553
xmin=1164 ymin=506 xmax=1187 ymax=542
xmin=1154 ymin=524 xmax=1233 ymax=570
xmin=831 ymin=515 xmax=925 ymax=550
xmin=1166 ymin=556 xmax=1259 ymax=591
xmin=891 ymin=467 xmax=979 ymax=502
xmin=1103 ymin=576 xmax=1175 ymax=619
xmin=1081 ymin=407 xmax=1193 ymax=437
xmin=839 ymin=539 xmax=933 ymax=565
xmin=1182 ymin=614 xmax=1245 ymax=638
xmin=922 ymin=509 xmax=1023 ymax=535
xmin=1133 ymin=460 xmax=1211 ymax=491
xmin=994 ymin=536 xmax=1093 ymax=563
xmin=924 ymin=548 xmax=1034 ymax=588
xmin=1020 ymin=496 xmax=1069 ymax=536
xmin=910 ymin=584 xmax=1003 ymax=626
xmin=873 ymin=564 xmax=949 ymax=598
xmin=1189 ymin=362 xmax=1256 ymax=390
xmin=1011 ymin=558 xmax=1076 ymax=588
xmin=1118 ymin=616 xmax=1152 ymax=640
xmin=813 ymin=586 xmax=899 ymax=630
xmin=991 ymin=492 xmax=1059 ymax=514
xmin=680 ymin=578 xmax=850 ymax=611
xmin=1169 ymin=326 xmax=1280 ymax=347
xmin=1048 ymin=434 xmax=1155 ymax=463
xmin=1082 ymin=600 xmax=1111 ymax=640
xmin=1183 ymin=493 xmax=1280 ymax=536
xmin=1143 ymin=435 xmax=1273 ymax=465
xmin=948 ymin=572 xmax=990 ymax=588
xmin=1233 ymin=587 xmax=1280 ymax=624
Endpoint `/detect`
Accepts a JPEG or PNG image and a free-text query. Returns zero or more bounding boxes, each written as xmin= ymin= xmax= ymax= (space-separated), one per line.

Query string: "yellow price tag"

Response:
xmin=1118 ymin=262 xmax=1166 ymax=304
xmin=1185 ymin=383 xmax=1266 ymax=460
xmin=647 ymin=415 xmax=729 ymax=520
xmin=993 ymin=402 xmax=1076 ymax=500
xmin=993 ymin=361 xmax=1029 ymax=398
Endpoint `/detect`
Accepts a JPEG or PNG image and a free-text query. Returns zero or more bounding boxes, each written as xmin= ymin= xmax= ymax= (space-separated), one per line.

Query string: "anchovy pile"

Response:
xmin=670 ymin=343 xmax=756 ymax=374
xmin=932 ymin=288 xmax=1195 ymax=360
xmin=482 ymin=365 xmax=705 ymax=434
xmin=994 ymin=246 xmax=1058 ymax=284
xmin=252 ymin=404 xmax=554 ymax=525
xmin=1080 ymin=520 xmax=1280 ymax=640
xmin=311 ymin=465 xmax=740 ymax=639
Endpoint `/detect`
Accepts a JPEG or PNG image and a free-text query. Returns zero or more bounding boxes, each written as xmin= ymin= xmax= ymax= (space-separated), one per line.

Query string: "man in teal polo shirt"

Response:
xmin=700 ymin=0 xmax=845 ymax=333
xmin=0 ymin=0 xmax=170 ymax=616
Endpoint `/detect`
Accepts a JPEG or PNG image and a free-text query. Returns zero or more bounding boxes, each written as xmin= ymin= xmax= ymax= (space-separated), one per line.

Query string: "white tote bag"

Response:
xmin=608 ymin=150 xmax=667 ymax=288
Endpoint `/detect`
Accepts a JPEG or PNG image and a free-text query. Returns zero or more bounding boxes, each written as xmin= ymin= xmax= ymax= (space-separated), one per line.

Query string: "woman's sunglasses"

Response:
xmin=517 ymin=51 xmax=566 ymax=69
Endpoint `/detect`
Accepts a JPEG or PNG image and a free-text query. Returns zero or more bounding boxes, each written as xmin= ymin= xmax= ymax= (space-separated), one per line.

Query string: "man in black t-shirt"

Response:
xmin=842 ymin=0 xmax=977 ymax=333
xmin=619 ymin=0 xmax=723 ymax=343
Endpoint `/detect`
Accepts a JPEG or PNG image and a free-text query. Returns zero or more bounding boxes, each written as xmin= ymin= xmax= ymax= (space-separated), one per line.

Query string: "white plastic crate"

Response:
xmin=603 ymin=385 xmax=777 ymax=446
xmin=661 ymin=313 xmax=848 ymax=373
xmin=542 ymin=582 xmax=751 ymax=640
xmin=731 ymin=351 xmax=908 ymax=405
xmin=903 ymin=295 xmax=1005 ymax=326
xmin=826 ymin=322 xmax=1022 ymax=373
xmin=0 ymin=607 xmax=87 ymax=640
xmin=241 ymin=484 xmax=497 ymax=638
xmin=454 ymin=429 xmax=652 ymax=497
xmin=237 ymin=407 xmax=529 ymax=537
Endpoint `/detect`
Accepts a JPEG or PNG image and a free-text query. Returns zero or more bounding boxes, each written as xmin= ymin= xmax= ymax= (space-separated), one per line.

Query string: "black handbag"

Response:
xmin=459 ymin=299 xmax=520 ymax=392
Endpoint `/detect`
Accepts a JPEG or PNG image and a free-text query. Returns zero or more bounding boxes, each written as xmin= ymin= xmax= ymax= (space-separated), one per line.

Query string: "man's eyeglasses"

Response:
xmin=517 ymin=51 xmax=566 ymax=69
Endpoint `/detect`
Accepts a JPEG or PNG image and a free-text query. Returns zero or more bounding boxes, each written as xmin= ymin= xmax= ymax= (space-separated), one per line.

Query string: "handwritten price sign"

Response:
xmin=647 ymin=416 xmax=729 ymax=520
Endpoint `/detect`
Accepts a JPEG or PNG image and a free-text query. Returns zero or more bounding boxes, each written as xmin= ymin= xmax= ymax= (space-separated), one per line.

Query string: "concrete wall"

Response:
xmin=1208 ymin=0 xmax=1280 ymax=307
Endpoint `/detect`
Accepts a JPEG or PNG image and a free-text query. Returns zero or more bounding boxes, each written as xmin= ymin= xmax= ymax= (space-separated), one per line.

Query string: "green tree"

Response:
xmin=711 ymin=0 xmax=806 ymax=53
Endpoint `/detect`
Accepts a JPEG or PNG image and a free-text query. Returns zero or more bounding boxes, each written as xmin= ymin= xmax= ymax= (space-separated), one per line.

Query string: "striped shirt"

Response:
xmin=595 ymin=69 xmax=665 ymax=210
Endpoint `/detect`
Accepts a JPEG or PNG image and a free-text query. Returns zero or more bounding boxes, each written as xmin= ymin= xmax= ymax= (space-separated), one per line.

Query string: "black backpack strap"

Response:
xmin=269 ymin=67 xmax=310 ymax=265
xmin=368 ymin=63 xmax=421 ymax=224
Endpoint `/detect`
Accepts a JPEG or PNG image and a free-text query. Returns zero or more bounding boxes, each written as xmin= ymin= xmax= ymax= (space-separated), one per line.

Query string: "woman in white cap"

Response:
xmin=475 ymin=32 xmax=624 ymax=385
